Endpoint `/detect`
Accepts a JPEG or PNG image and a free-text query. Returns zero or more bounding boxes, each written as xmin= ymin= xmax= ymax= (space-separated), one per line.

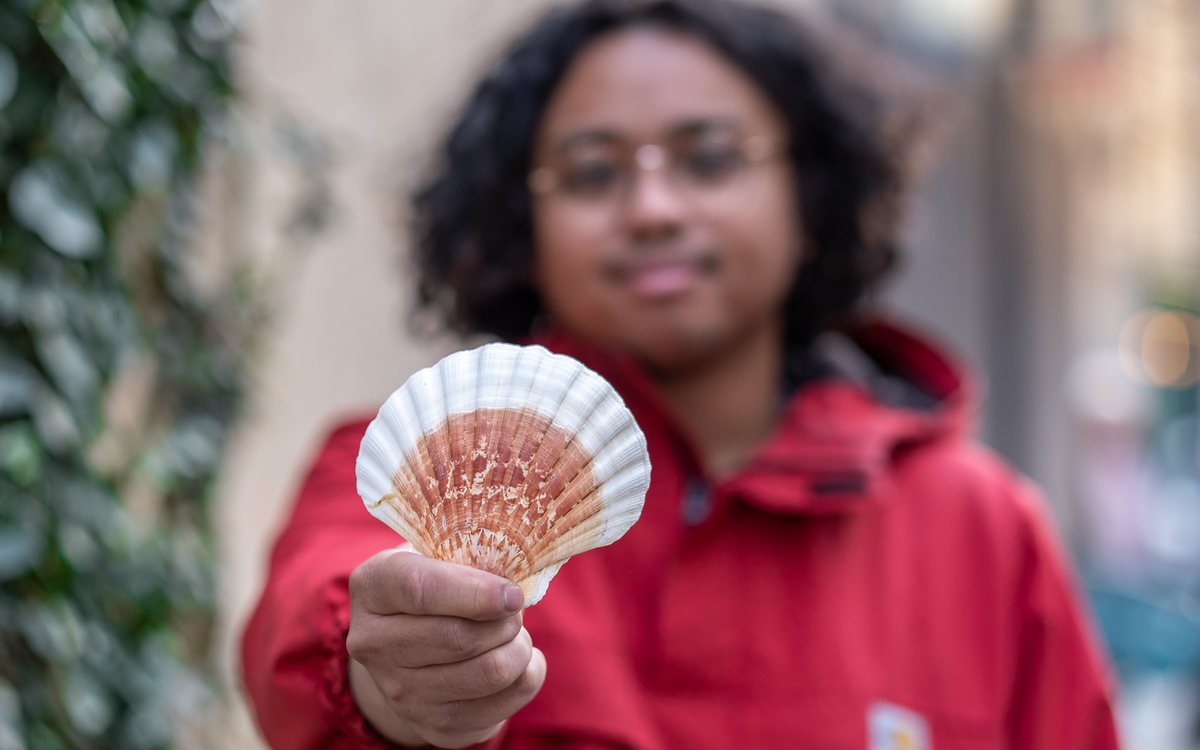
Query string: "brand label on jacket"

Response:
xmin=868 ymin=702 xmax=930 ymax=750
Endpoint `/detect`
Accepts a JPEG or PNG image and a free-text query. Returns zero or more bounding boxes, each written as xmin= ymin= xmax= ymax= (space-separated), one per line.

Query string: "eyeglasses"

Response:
xmin=528 ymin=120 xmax=782 ymax=209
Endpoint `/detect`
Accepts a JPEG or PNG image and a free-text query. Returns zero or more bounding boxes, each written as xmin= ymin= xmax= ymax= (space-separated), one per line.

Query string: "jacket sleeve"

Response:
xmin=240 ymin=419 xmax=509 ymax=750
xmin=1004 ymin=478 xmax=1121 ymax=750
xmin=241 ymin=419 xmax=401 ymax=749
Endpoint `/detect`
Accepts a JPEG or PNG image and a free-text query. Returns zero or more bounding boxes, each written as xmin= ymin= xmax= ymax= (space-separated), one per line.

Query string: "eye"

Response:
xmin=560 ymin=159 xmax=623 ymax=198
xmin=678 ymin=143 xmax=744 ymax=185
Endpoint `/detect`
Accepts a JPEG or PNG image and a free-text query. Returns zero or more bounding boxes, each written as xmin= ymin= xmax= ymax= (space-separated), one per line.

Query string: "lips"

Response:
xmin=605 ymin=251 xmax=718 ymax=299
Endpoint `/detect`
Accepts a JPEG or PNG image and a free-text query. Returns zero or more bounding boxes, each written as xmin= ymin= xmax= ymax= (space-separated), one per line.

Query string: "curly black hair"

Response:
xmin=412 ymin=0 xmax=905 ymax=349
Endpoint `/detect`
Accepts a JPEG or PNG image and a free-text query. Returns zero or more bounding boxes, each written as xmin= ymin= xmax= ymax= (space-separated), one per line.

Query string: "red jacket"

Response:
xmin=242 ymin=323 xmax=1120 ymax=750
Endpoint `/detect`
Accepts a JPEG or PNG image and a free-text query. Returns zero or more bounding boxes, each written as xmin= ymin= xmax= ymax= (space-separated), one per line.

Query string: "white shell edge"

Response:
xmin=515 ymin=562 xmax=564 ymax=607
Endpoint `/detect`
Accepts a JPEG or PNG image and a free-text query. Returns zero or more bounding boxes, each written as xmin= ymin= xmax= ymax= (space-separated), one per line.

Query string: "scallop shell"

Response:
xmin=356 ymin=343 xmax=651 ymax=606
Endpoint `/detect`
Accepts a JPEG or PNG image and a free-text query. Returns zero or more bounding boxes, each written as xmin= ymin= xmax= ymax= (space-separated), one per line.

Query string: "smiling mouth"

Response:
xmin=604 ymin=251 xmax=720 ymax=299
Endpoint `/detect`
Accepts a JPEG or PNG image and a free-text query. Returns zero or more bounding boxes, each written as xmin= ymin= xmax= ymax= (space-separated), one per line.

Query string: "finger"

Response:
xmin=351 ymin=549 xmax=524 ymax=620
xmin=413 ymin=647 xmax=547 ymax=745
xmin=418 ymin=722 xmax=506 ymax=750
xmin=399 ymin=627 xmax=534 ymax=704
xmin=348 ymin=611 xmax=523 ymax=669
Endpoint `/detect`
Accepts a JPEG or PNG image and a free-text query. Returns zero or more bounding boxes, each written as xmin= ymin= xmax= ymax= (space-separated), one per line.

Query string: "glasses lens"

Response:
xmin=676 ymin=141 xmax=747 ymax=187
xmin=559 ymin=158 xmax=624 ymax=199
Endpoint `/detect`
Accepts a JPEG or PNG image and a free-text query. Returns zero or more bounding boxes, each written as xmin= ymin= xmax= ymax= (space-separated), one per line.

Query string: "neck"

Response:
xmin=651 ymin=323 xmax=784 ymax=479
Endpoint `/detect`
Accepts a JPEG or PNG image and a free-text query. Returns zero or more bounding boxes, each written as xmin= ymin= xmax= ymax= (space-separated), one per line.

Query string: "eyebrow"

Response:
xmin=552 ymin=116 xmax=742 ymax=155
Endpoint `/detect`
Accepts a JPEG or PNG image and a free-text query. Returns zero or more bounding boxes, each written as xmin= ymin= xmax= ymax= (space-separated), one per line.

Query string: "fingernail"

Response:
xmin=504 ymin=584 xmax=524 ymax=612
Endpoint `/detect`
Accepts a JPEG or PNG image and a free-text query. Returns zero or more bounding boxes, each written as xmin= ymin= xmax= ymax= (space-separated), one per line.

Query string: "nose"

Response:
xmin=621 ymin=149 xmax=686 ymax=242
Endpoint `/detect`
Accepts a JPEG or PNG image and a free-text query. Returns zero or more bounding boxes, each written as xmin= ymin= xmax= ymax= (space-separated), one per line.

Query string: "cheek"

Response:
xmin=531 ymin=206 xmax=613 ymax=323
xmin=720 ymin=176 xmax=804 ymax=302
xmin=534 ymin=208 xmax=602 ymax=273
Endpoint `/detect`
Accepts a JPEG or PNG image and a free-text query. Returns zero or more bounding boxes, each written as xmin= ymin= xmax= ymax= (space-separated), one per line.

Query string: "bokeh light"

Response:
xmin=1119 ymin=309 xmax=1200 ymax=388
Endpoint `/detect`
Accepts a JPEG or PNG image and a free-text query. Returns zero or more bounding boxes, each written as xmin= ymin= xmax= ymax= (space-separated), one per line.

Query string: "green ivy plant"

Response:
xmin=0 ymin=0 xmax=245 ymax=747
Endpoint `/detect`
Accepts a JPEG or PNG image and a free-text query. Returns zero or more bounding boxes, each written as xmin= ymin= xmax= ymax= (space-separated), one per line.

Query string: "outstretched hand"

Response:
xmin=347 ymin=545 xmax=547 ymax=748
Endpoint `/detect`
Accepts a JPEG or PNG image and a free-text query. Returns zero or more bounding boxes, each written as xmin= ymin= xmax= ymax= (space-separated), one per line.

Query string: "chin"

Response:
xmin=625 ymin=327 xmax=731 ymax=377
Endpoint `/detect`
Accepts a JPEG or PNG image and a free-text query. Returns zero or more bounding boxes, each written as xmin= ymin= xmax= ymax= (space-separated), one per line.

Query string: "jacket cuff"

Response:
xmin=321 ymin=581 xmax=407 ymax=749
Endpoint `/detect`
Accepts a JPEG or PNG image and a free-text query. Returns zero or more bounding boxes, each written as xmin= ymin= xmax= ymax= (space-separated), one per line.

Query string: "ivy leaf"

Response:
xmin=8 ymin=161 xmax=104 ymax=259
xmin=0 ymin=422 xmax=43 ymax=486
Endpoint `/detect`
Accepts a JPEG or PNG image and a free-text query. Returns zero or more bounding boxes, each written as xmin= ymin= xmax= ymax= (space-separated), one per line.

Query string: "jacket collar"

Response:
xmin=529 ymin=320 xmax=975 ymax=516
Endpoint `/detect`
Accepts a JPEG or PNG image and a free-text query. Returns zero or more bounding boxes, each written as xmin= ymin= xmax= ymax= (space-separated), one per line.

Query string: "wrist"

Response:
xmin=316 ymin=582 xmax=413 ymax=749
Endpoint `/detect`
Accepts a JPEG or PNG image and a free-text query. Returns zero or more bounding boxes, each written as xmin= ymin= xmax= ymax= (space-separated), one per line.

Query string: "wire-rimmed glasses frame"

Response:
xmin=527 ymin=119 xmax=783 ymax=211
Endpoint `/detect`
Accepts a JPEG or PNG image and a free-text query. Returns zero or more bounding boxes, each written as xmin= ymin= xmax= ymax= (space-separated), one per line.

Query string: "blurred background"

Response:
xmin=1 ymin=0 xmax=1197 ymax=748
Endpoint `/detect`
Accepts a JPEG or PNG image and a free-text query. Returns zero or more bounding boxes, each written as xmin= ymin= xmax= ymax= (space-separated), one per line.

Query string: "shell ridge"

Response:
xmin=518 ymin=345 xmax=572 ymax=416
xmin=489 ymin=366 xmax=632 ymax=574
xmin=493 ymin=361 xmax=584 ymax=537
xmin=477 ymin=344 xmax=522 ymax=409
xmin=548 ymin=370 xmax=607 ymax=440
xmin=477 ymin=348 xmax=527 ymax=567
xmin=457 ymin=413 xmax=479 ymax=534
xmin=425 ymin=373 xmax=457 ymax=507
xmin=495 ymin=352 xmax=560 ymax=491
xmin=440 ymin=357 xmax=467 ymax=525
xmin=531 ymin=456 xmax=605 ymax=535
xmin=527 ymin=487 xmax=610 ymax=562
xmin=493 ymin=405 xmax=566 ymax=576
xmin=589 ymin=429 xmax=652 ymax=486
xmin=477 ymin=408 xmax=511 ymax=560
xmin=562 ymin=418 xmax=642 ymax=488
xmin=478 ymin=350 xmax=521 ymax=535
xmin=540 ymin=497 xmax=639 ymax=560
xmin=394 ymin=470 xmax=439 ymax=550
xmin=357 ymin=402 xmax=413 ymax=536
xmin=532 ymin=455 xmax=648 ymax=556
xmin=435 ymin=414 xmax=464 ymax=546
xmin=387 ymin=466 xmax=431 ymax=551
xmin=570 ymin=391 xmax=630 ymax=459
xmin=356 ymin=426 xmax=395 ymax=504
xmin=592 ymin=451 xmax=652 ymax=505
xmin=528 ymin=453 xmax=598 ymax=547
xmin=443 ymin=358 xmax=478 ymax=533
xmin=491 ymin=408 xmax=528 ymax=513
xmin=502 ymin=356 xmax=582 ymax=501
xmin=486 ymin=353 xmax=575 ymax=539
xmin=457 ymin=349 xmax=491 ymax=547
xmin=395 ymin=455 xmax=439 ymax=555
xmin=380 ymin=384 xmax=419 ymax=455
xmin=468 ymin=412 xmax=525 ymax=575
xmin=447 ymin=350 xmax=484 ymax=536
xmin=480 ymin=409 xmax=514 ymax=529
xmin=402 ymin=384 xmax=451 ymax=556
xmin=517 ymin=423 xmax=602 ymax=550
xmin=497 ymin=415 xmax=547 ymax=542
xmin=589 ymin=464 xmax=650 ymax=546
xmin=359 ymin=392 xmax=418 ymax=503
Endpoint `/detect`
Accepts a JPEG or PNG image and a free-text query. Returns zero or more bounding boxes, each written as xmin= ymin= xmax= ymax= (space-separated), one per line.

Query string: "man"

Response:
xmin=243 ymin=2 xmax=1120 ymax=748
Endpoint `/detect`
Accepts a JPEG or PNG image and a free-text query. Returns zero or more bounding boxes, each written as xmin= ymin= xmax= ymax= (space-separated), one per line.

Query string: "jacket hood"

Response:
xmin=531 ymin=319 xmax=976 ymax=516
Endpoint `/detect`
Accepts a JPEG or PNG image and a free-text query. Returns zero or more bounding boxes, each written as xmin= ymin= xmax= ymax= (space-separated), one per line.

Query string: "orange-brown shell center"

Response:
xmin=388 ymin=406 xmax=599 ymax=580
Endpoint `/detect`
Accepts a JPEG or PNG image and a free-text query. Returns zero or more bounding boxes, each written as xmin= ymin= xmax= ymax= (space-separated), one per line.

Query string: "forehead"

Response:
xmin=535 ymin=26 xmax=786 ymax=148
